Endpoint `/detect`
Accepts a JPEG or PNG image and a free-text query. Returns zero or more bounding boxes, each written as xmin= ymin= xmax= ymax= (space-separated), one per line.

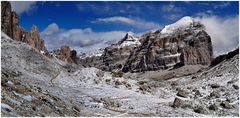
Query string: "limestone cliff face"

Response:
xmin=122 ymin=17 xmax=213 ymax=72
xmin=25 ymin=25 xmax=47 ymax=52
xmin=1 ymin=1 xmax=13 ymax=38
xmin=91 ymin=17 xmax=213 ymax=72
xmin=1 ymin=1 xmax=47 ymax=52
xmin=100 ymin=32 xmax=141 ymax=71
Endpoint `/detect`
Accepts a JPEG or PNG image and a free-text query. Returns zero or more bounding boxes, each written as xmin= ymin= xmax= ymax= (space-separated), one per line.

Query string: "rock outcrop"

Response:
xmin=1 ymin=1 xmax=47 ymax=52
xmin=25 ymin=25 xmax=47 ymax=52
xmin=53 ymin=45 xmax=78 ymax=64
xmin=100 ymin=32 xmax=141 ymax=71
xmin=1 ymin=1 xmax=13 ymax=38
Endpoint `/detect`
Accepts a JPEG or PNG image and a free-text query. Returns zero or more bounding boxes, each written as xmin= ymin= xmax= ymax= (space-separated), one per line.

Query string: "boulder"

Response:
xmin=209 ymin=91 xmax=220 ymax=98
xmin=220 ymin=101 xmax=234 ymax=109
xmin=210 ymin=84 xmax=220 ymax=88
xmin=232 ymin=84 xmax=239 ymax=90
xmin=176 ymin=89 xmax=188 ymax=98
xmin=208 ymin=104 xmax=218 ymax=111
xmin=172 ymin=97 xmax=185 ymax=108
xmin=194 ymin=105 xmax=208 ymax=114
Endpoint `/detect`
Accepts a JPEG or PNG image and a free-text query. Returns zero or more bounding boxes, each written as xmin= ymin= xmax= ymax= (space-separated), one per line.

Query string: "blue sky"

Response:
xmin=14 ymin=1 xmax=238 ymax=32
xmin=10 ymin=1 xmax=239 ymax=55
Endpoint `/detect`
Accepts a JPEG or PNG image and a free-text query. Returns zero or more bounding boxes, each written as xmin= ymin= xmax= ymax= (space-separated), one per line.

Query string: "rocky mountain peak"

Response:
xmin=118 ymin=32 xmax=141 ymax=48
xmin=125 ymin=32 xmax=137 ymax=40
xmin=30 ymin=25 xmax=38 ymax=33
xmin=1 ymin=1 xmax=47 ymax=52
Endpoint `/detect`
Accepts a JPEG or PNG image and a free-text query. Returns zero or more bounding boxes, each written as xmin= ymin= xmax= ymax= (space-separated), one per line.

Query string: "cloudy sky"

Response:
xmin=11 ymin=1 xmax=239 ymax=56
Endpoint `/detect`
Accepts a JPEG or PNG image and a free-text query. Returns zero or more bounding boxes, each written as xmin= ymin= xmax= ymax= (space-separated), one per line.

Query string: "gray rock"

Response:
xmin=176 ymin=89 xmax=188 ymax=98
xmin=208 ymin=104 xmax=218 ymax=111
xmin=194 ymin=105 xmax=208 ymax=114
xmin=210 ymin=91 xmax=220 ymax=98
xmin=115 ymin=80 xmax=122 ymax=86
xmin=220 ymin=101 xmax=234 ymax=109
xmin=232 ymin=84 xmax=239 ymax=90
xmin=172 ymin=97 xmax=185 ymax=108
xmin=210 ymin=84 xmax=220 ymax=88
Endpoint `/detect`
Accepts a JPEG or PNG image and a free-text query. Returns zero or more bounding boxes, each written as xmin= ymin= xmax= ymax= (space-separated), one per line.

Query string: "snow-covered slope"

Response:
xmin=160 ymin=16 xmax=203 ymax=37
xmin=1 ymin=32 xmax=62 ymax=79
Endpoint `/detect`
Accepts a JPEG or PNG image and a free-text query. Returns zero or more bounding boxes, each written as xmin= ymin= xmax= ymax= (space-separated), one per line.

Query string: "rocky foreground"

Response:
xmin=1 ymin=32 xmax=239 ymax=117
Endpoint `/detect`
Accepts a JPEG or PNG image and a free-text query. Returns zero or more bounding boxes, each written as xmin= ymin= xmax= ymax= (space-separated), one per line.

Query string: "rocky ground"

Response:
xmin=1 ymin=32 xmax=239 ymax=117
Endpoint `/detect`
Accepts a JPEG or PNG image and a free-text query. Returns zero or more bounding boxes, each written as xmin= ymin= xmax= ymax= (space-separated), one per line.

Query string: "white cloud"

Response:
xmin=93 ymin=16 xmax=161 ymax=30
xmin=195 ymin=15 xmax=239 ymax=56
xmin=167 ymin=14 xmax=184 ymax=21
xmin=161 ymin=4 xmax=184 ymax=21
xmin=93 ymin=16 xmax=135 ymax=24
xmin=41 ymin=23 xmax=128 ymax=53
xmin=161 ymin=4 xmax=181 ymax=12
xmin=10 ymin=1 xmax=38 ymax=15
xmin=196 ymin=10 xmax=214 ymax=17
xmin=213 ymin=2 xmax=231 ymax=9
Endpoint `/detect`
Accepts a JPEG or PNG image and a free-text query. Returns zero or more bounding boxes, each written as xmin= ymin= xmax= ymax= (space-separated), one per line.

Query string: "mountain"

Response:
xmin=1 ymin=1 xmax=47 ymax=52
xmin=101 ymin=32 xmax=141 ymax=71
xmin=82 ymin=16 xmax=213 ymax=72
xmin=123 ymin=16 xmax=213 ymax=72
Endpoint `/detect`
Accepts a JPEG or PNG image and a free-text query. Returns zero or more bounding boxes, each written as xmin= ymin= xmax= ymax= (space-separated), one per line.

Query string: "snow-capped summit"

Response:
xmin=160 ymin=16 xmax=199 ymax=36
xmin=119 ymin=32 xmax=141 ymax=48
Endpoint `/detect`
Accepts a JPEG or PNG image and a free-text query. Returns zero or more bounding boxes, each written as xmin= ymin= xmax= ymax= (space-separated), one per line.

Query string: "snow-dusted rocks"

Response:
xmin=99 ymin=32 xmax=141 ymax=71
xmin=118 ymin=32 xmax=141 ymax=48
xmin=79 ymin=48 xmax=104 ymax=59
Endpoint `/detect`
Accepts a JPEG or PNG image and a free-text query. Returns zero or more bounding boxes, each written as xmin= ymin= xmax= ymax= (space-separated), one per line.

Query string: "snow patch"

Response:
xmin=13 ymin=91 xmax=33 ymax=102
xmin=1 ymin=103 xmax=13 ymax=110
xmin=40 ymin=50 xmax=45 ymax=54
xmin=162 ymin=53 xmax=181 ymax=58
xmin=79 ymin=49 xmax=104 ymax=59
xmin=119 ymin=32 xmax=141 ymax=48
xmin=161 ymin=16 xmax=194 ymax=37
xmin=7 ymin=80 xmax=14 ymax=85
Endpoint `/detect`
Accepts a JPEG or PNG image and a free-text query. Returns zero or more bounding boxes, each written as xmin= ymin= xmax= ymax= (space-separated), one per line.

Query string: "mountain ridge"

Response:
xmin=83 ymin=16 xmax=213 ymax=72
